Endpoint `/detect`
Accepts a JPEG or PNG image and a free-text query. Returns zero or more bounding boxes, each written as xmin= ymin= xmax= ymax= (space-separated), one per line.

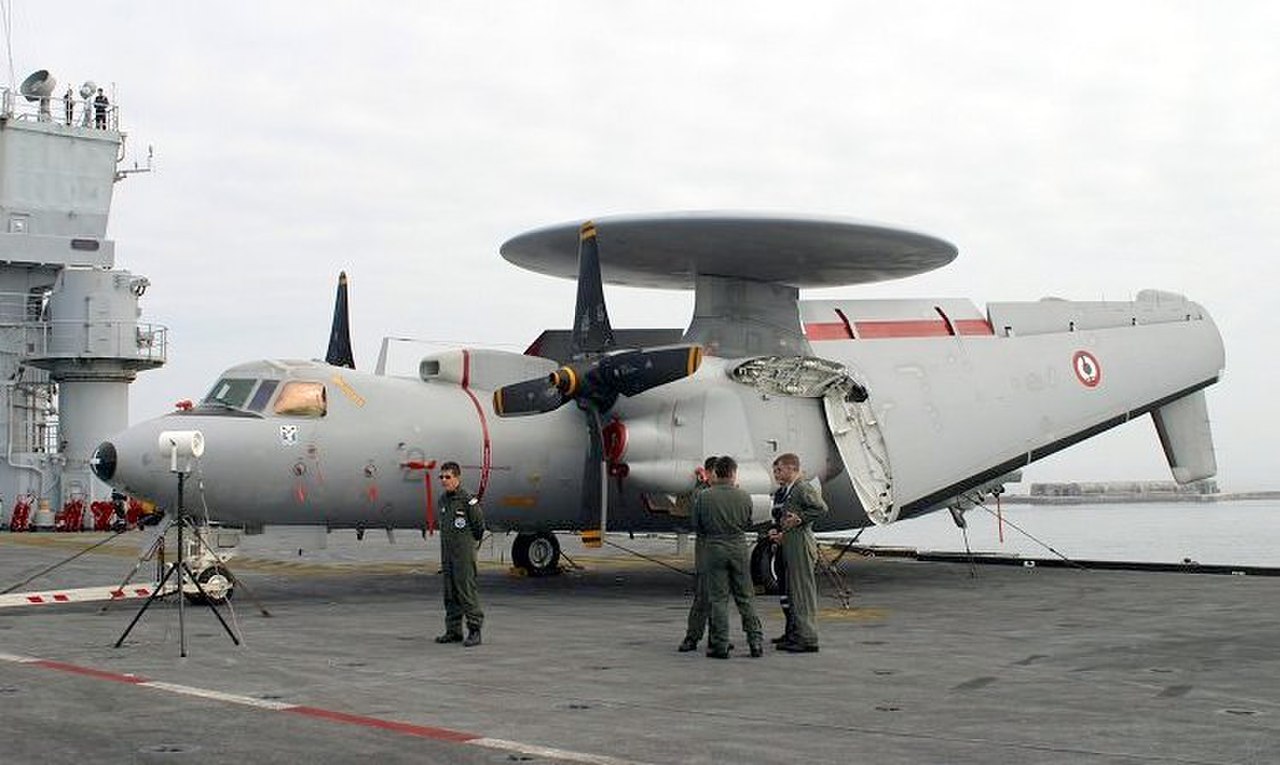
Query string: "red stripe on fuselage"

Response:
xmin=953 ymin=318 xmax=994 ymax=335
xmin=805 ymin=318 xmax=995 ymax=340
xmin=804 ymin=322 xmax=852 ymax=340
xmin=854 ymin=320 xmax=951 ymax=338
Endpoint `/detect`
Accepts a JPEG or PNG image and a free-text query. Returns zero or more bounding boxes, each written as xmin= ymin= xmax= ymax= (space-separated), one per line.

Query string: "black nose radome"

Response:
xmin=90 ymin=441 xmax=117 ymax=482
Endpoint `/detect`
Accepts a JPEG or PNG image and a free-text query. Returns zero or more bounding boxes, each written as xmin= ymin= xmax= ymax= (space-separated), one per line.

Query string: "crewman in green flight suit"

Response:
xmin=434 ymin=461 xmax=486 ymax=647
xmin=691 ymin=456 xmax=764 ymax=659
xmin=679 ymin=455 xmax=720 ymax=652
xmin=768 ymin=453 xmax=827 ymax=653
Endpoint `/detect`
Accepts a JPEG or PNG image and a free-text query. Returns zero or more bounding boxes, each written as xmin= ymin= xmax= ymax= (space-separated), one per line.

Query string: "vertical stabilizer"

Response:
xmin=1152 ymin=390 xmax=1216 ymax=484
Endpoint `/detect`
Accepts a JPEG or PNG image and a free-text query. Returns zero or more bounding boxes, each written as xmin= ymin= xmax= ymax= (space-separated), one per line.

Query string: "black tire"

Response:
xmin=750 ymin=538 xmax=786 ymax=595
xmin=185 ymin=565 xmax=234 ymax=605
xmin=511 ymin=532 xmax=561 ymax=577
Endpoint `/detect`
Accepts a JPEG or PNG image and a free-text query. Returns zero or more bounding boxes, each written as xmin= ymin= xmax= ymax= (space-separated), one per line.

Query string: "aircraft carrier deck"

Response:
xmin=1 ymin=529 xmax=1276 ymax=764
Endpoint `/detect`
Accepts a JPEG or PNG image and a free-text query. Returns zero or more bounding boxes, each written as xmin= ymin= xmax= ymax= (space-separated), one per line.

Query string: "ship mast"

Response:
xmin=0 ymin=70 xmax=166 ymax=528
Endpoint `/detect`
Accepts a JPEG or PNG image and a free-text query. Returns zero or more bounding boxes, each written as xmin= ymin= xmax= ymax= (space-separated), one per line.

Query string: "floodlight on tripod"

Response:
xmin=158 ymin=430 xmax=203 ymax=474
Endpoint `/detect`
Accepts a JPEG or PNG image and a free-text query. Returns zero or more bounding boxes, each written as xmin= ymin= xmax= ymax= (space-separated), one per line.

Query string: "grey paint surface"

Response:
xmin=500 ymin=212 xmax=958 ymax=289
xmin=1 ymin=531 xmax=1277 ymax=764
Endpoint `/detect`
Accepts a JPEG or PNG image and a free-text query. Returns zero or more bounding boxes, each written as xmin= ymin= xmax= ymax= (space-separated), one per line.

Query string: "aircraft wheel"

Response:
xmin=511 ymin=532 xmax=561 ymax=577
xmin=185 ymin=565 xmax=234 ymax=605
xmin=750 ymin=538 xmax=785 ymax=595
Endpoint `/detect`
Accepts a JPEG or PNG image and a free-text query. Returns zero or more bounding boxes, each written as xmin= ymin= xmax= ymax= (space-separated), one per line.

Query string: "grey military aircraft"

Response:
xmin=91 ymin=213 xmax=1225 ymax=588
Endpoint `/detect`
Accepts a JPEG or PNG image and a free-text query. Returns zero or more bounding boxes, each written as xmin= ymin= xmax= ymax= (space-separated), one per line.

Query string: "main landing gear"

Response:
xmin=511 ymin=532 xmax=561 ymax=577
xmin=750 ymin=536 xmax=786 ymax=595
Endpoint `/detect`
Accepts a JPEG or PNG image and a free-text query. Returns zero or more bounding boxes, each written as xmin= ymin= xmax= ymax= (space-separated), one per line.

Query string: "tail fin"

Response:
xmin=1152 ymin=390 xmax=1216 ymax=483
xmin=325 ymin=271 xmax=355 ymax=369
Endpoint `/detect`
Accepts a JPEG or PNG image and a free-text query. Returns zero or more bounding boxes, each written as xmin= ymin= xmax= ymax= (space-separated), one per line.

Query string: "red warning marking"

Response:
xmin=7 ymin=655 xmax=633 ymax=763
xmin=1073 ymin=350 xmax=1102 ymax=388
xmin=32 ymin=660 xmax=147 ymax=684
xmin=285 ymin=706 xmax=480 ymax=742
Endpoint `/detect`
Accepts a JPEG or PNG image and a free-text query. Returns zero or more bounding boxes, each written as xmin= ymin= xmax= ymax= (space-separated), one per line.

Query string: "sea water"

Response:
xmin=836 ymin=499 xmax=1280 ymax=567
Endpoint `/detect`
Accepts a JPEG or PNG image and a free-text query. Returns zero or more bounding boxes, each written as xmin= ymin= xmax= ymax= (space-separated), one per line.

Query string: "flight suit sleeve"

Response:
xmin=736 ymin=496 xmax=753 ymax=532
xmin=690 ymin=494 xmax=705 ymax=536
xmin=790 ymin=481 xmax=828 ymax=525
xmin=467 ymin=497 xmax=486 ymax=542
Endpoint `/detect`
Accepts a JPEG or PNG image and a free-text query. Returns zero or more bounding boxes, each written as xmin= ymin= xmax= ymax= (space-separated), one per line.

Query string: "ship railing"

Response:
xmin=1 ymin=87 xmax=120 ymax=131
xmin=14 ymin=320 xmax=168 ymax=367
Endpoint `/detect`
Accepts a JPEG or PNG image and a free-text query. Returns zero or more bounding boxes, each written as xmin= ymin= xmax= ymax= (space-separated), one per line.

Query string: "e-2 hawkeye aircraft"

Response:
xmin=91 ymin=213 xmax=1225 ymax=589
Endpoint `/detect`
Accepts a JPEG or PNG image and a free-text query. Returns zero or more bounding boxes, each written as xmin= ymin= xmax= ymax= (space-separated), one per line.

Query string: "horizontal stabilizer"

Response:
xmin=1152 ymin=390 xmax=1217 ymax=484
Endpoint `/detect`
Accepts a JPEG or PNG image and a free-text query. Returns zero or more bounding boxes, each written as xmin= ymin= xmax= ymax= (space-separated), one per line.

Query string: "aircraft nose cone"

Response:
xmin=90 ymin=441 xmax=117 ymax=482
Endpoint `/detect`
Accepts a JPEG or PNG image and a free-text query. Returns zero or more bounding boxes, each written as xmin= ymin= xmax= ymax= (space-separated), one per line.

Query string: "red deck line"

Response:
xmin=286 ymin=706 xmax=480 ymax=742
xmin=33 ymin=659 xmax=147 ymax=684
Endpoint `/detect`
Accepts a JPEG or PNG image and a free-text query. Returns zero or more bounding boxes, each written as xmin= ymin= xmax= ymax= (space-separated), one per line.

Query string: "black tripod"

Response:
xmin=114 ymin=471 xmax=241 ymax=656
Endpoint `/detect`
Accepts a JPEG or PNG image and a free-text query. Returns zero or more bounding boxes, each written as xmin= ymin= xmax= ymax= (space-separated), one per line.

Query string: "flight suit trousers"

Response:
xmin=684 ymin=539 xmax=710 ymax=642
xmin=441 ymin=556 xmax=484 ymax=635
xmin=781 ymin=528 xmax=819 ymax=647
xmin=705 ymin=541 xmax=763 ymax=654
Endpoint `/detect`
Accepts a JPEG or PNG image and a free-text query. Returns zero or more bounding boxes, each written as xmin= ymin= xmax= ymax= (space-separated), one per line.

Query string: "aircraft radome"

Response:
xmin=91 ymin=212 xmax=1226 ymax=593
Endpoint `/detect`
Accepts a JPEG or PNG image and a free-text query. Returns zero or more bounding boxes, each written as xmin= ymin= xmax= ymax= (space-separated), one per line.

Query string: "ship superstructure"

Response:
xmin=0 ymin=70 xmax=165 ymax=528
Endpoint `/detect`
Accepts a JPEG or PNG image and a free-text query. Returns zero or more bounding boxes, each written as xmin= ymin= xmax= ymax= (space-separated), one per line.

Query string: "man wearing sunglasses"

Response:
xmin=434 ymin=462 xmax=486 ymax=647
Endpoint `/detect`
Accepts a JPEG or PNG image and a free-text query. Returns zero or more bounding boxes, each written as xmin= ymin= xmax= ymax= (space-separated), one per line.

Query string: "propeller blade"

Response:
xmin=325 ymin=271 xmax=355 ymax=369
xmin=492 ymin=377 xmax=568 ymax=416
xmin=508 ymin=345 xmax=702 ymax=415
xmin=578 ymin=406 xmax=607 ymax=548
xmin=571 ymin=221 xmax=615 ymax=356
xmin=599 ymin=345 xmax=703 ymax=397
xmin=495 ymin=223 xmax=700 ymax=421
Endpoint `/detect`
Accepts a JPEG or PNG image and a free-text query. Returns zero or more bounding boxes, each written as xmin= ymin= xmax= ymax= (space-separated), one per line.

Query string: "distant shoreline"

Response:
xmin=1001 ymin=491 xmax=1280 ymax=505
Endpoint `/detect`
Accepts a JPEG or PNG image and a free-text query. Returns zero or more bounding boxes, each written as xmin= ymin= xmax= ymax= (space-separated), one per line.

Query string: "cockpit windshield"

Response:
xmin=274 ymin=381 xmax=326 ymax=417
xmin=247 ymin=379 xmax=280 ymax=411
xmin=200 ymin=377 xmax=283 ymax=414
xmin=196 ymin=373 xmax=324 ymax=417
xmin=204 ymin=378 xmax=257 ymax=409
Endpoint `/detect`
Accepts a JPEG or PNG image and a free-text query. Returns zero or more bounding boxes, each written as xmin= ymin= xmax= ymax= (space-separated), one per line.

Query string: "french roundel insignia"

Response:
xmin=1073 ymin=350 xmax=1102 ymax=388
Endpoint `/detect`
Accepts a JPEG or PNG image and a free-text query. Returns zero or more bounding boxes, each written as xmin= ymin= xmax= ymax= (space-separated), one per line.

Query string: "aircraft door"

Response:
xmin=732 ymin=356 xmax=896 ymax=524
xmin=822 ymin=386 xmax=895 ymax=524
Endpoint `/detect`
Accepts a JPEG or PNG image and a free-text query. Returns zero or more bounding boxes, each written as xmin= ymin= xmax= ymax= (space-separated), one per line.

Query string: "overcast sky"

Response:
xmin=10 ymin=2 xmax=1277 ymax=490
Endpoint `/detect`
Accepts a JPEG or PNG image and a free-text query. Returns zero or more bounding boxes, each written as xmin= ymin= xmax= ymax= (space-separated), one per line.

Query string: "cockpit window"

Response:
xmin=204 ymin=378 xmax=257 ymax=409
xmin=274 ymin=381 xmax=326 ymax=417
xmin=246 ymin=379 xmax=280 ymax=412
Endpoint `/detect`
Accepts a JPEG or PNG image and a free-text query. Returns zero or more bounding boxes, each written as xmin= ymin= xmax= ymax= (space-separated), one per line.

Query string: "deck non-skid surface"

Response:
xmin=1 ymin=531 xmax=1276 ymax=764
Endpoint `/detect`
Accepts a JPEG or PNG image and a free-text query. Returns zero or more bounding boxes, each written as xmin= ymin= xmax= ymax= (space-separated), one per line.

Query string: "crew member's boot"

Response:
xmin=463 ymin=626 xmax=482 ymax=647
xmin=434 ymin=631 xmax=463 ymax=644
xmin=771 ymin=606 xmax=795 ymax=645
